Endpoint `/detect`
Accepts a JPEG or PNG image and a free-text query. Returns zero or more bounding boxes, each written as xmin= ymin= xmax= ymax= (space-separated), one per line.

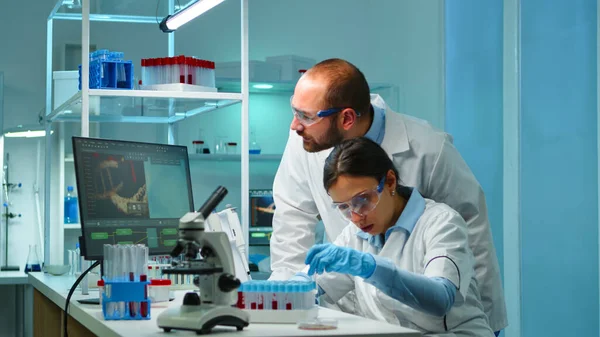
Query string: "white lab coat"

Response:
xmin=317 ymin=198 xmax=494 ymax=337
xmin=270 ymin=94 xmax=507 ymax=332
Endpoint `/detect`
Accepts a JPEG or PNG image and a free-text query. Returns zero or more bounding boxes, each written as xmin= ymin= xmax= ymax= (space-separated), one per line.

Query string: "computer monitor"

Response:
xmin=249 ymin=189 xmax=274 ymax=246
xmin=72 ymin=137 xmax=194 ymax=260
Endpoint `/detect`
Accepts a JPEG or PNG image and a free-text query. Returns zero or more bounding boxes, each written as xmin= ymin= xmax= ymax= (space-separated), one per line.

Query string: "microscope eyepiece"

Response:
xmin=198 ymin=186 xmax=228 ymax=219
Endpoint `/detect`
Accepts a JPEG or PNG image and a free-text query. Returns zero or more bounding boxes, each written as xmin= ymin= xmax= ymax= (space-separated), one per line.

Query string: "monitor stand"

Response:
xmin=77 ymin=298 xmax=100 ymax=305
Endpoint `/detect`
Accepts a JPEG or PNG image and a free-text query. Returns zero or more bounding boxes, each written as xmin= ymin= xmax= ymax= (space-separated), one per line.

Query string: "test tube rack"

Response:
xmin=237 ymin=280 xmax=318 ymax=323
xmin=102 ymin=278 xmax=151 ymax=320
xmin=78 ymin=49 xmax=134 ymax=90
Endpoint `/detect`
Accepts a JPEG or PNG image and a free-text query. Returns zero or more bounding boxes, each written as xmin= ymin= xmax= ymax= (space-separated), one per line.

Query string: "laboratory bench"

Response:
xmin=29 ymin=272 xmax=422 ymax=337
xmin=0 ymin=270 xmax=32 ymax=337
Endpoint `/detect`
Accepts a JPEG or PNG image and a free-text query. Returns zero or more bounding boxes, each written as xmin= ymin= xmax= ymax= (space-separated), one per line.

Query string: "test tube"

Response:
xmin=269 ymin=282 xmax=277 ymax=310
xmin=294 ymin=283 xmax=302 ymax=310
xmin=249 ymin=283 xmax=257 ymax=310
xmin=262 ymin=282 xmax=270 ymax=310
xmin=117 ymin=245 xmax=126 ymax=318
xmin=105 ymin=245 xmax=115 ymax=317
xmin=256 ymin=282 xmax=262 ymax=310
xmin=140 ymin=274 xmax=148 ymax=318
xmin=208 ymin=61 xmax=215 ymax=87
xmin=128 ymin=246 xmax=136 ymax=318
xmin=196 ymin=58 xmax=201 ymax=84
xmin=141 ymin=59 xmax=146 ymax=85
xmin=199 ymin=60 xmax=206 ymax=86
xmin=178 ymin=55 xmax=185 ymax=84
xmin=284 ymin=282 xmax=293 ymax=310
xmin=150 ymin=59 xmax=156 ymax=85
xmin=236 ymin=283 xmax=245 ymax=309
xmin=170 ymin=57 xmax=177 ymax=84
xmin=277 ymin=282 xmax=285 ymax=310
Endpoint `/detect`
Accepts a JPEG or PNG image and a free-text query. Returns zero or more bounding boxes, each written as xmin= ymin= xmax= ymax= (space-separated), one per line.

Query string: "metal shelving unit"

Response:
xmin=44 ymin=0 xmax=250 ymax=265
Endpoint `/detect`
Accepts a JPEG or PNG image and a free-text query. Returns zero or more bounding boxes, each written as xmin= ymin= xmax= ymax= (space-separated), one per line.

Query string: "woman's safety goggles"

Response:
xmin=331 ymin=176 xmax=386 ymax=220
xmin=290 ymin=95 xmax=349 ymax=126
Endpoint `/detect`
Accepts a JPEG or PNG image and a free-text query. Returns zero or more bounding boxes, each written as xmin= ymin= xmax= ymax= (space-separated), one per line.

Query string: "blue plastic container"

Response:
xmin=79 ymin=50 xmax=134 ymax=90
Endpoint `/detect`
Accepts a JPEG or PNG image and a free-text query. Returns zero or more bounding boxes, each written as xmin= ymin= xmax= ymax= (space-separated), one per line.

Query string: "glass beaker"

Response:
xmin=214 ymin=136 xmax=227 ymax=154
xmin=25 ymin=244 xmax=42 ymax=273
xmin=226 ymin=142 xmax=238 ymax=154
xmin=192 ymin=140 xmax=205 ymax=154
xmin=249 ymin=129 xmax=261 ymax=154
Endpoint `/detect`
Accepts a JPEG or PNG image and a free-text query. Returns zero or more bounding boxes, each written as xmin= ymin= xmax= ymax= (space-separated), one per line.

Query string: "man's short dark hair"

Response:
xmin=306 ymin=58 xmax=371 ymax=116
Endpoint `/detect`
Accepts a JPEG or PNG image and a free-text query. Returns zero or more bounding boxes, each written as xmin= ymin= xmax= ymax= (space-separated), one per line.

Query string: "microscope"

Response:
xmin=157 ymin=186 xmax=250 ymax=334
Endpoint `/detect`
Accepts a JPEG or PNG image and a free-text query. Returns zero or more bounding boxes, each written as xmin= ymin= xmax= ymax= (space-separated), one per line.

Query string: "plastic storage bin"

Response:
xmin=53 ymin=71 xmax=79 ymax=108
xmin=265 ymin=55 xmax=316 ymax=81
xmin=215 ymin=60 xmax=281 ymax=82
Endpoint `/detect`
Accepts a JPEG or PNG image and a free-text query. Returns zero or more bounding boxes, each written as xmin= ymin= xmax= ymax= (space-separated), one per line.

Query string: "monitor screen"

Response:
xmin=249 ymin=189 xmax=275 ymax=228
xmin=72 ymin=137 xmax=194 ymax=260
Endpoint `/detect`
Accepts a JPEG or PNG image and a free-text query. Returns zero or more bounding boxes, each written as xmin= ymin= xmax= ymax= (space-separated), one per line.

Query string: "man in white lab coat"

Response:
xmin=269 ymin=58 xmax=507 ymax=333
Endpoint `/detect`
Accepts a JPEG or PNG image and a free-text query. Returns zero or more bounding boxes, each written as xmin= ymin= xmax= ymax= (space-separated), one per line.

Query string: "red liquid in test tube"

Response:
xmin=236 ymin=291 xmax=244 ymax=309
xmin=186 ymin=57 xmax=193 ymax=84
xmin=178 ymin=56 xmax=186 ymax=84
xmin=140 ymin=274 xmax=148 ymax=318
xmin=129 ymin=272 xmax=136 ymax=317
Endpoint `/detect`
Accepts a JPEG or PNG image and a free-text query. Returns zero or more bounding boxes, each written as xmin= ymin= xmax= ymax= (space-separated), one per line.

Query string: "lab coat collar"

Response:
xmin=371 ymin=94 xmax=410 ymax=155
xmin=364 ymin=94 xmax=386 ymax=145
xmin=356 ymin=187 xmax=425 ymax=248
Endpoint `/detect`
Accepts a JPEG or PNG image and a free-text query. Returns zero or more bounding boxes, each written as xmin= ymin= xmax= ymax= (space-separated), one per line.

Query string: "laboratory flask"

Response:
xmin=25 ymin=244 xmax=42 ymax=273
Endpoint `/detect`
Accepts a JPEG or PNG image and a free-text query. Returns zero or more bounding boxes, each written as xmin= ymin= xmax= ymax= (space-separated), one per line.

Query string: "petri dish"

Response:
xmin=297 ymin=318 xmax=338 ymax=330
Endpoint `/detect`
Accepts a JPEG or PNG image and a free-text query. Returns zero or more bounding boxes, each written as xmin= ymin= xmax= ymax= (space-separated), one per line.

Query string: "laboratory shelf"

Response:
xmin=49 ymin=0 xmax=186 ymax=22
xmin=216 ymin=79 xmax=396 ymax=94
xmin=45 ymin=0 xmax=251 ymax=269
xmin=47 ymin=90 xmax=243 ymax=124
xmin=188 ymin=153 xmax=282 ymax=162
xmin=63 ymin=224 xmax=81 ymax=230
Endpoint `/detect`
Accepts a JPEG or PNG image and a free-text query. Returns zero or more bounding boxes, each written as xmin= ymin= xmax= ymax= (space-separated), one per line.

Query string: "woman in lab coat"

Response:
xmin=301 ymin=137 xmax=494 ymax=337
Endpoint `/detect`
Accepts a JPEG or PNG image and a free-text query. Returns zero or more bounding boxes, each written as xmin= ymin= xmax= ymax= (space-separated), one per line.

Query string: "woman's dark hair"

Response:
xmin=323 ymin=137 xmax=401 ymax=192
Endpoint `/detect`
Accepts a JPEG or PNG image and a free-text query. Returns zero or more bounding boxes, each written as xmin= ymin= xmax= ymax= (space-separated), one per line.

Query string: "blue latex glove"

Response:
xmin=289 ymin=272 xmax=312 ymax=282
xmin=305 ymin=244 xmax=376 ymax=278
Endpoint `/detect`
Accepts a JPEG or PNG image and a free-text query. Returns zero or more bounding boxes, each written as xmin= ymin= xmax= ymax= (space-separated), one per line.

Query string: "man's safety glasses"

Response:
xmin=331 ymin=176 xmax=386 ymax=220
xmin=290 ymin=95 xmax=347 ymax=126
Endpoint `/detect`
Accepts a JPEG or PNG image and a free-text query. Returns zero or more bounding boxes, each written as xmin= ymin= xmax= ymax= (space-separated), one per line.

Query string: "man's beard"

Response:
xmin=301 ymin=123 xmax=344 ymax=153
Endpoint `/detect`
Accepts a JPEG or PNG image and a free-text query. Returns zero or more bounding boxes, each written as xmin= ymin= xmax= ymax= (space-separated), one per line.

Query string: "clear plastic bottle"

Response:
xmin=75 ymin=243 xmax=81 ymax=274
xmin=64 ymin=186 xmax=79 ymax=224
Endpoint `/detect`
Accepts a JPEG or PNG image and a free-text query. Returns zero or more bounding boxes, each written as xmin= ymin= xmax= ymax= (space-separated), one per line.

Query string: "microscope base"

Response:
xmin=157 ymin=303 xmax=250 ymax=334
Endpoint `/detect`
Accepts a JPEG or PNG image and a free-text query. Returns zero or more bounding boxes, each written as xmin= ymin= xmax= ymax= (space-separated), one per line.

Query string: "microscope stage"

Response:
xmin=157 ymin=303 xmax=250 ymax=334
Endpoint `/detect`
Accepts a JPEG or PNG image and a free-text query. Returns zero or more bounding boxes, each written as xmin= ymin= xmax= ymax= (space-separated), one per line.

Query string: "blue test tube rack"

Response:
xmin=238 ymin=280 xmax=316 ymax=311
xmin=78 ymin=49 xmax=134 ymax=90
xmin=102 ymin=278 xmax=151 ymax=320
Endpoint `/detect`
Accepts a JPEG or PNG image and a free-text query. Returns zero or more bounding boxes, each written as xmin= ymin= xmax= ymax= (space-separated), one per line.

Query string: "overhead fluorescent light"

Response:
xmin=3 ymin=125 xmax=53 ymax=138
xmin=5 ymin=130 xmax=47 ymax=138
xmin=160 ymin=0 xmax=225 ymax=33
xmin=253 ymin=84 xmax=274 ymax=90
